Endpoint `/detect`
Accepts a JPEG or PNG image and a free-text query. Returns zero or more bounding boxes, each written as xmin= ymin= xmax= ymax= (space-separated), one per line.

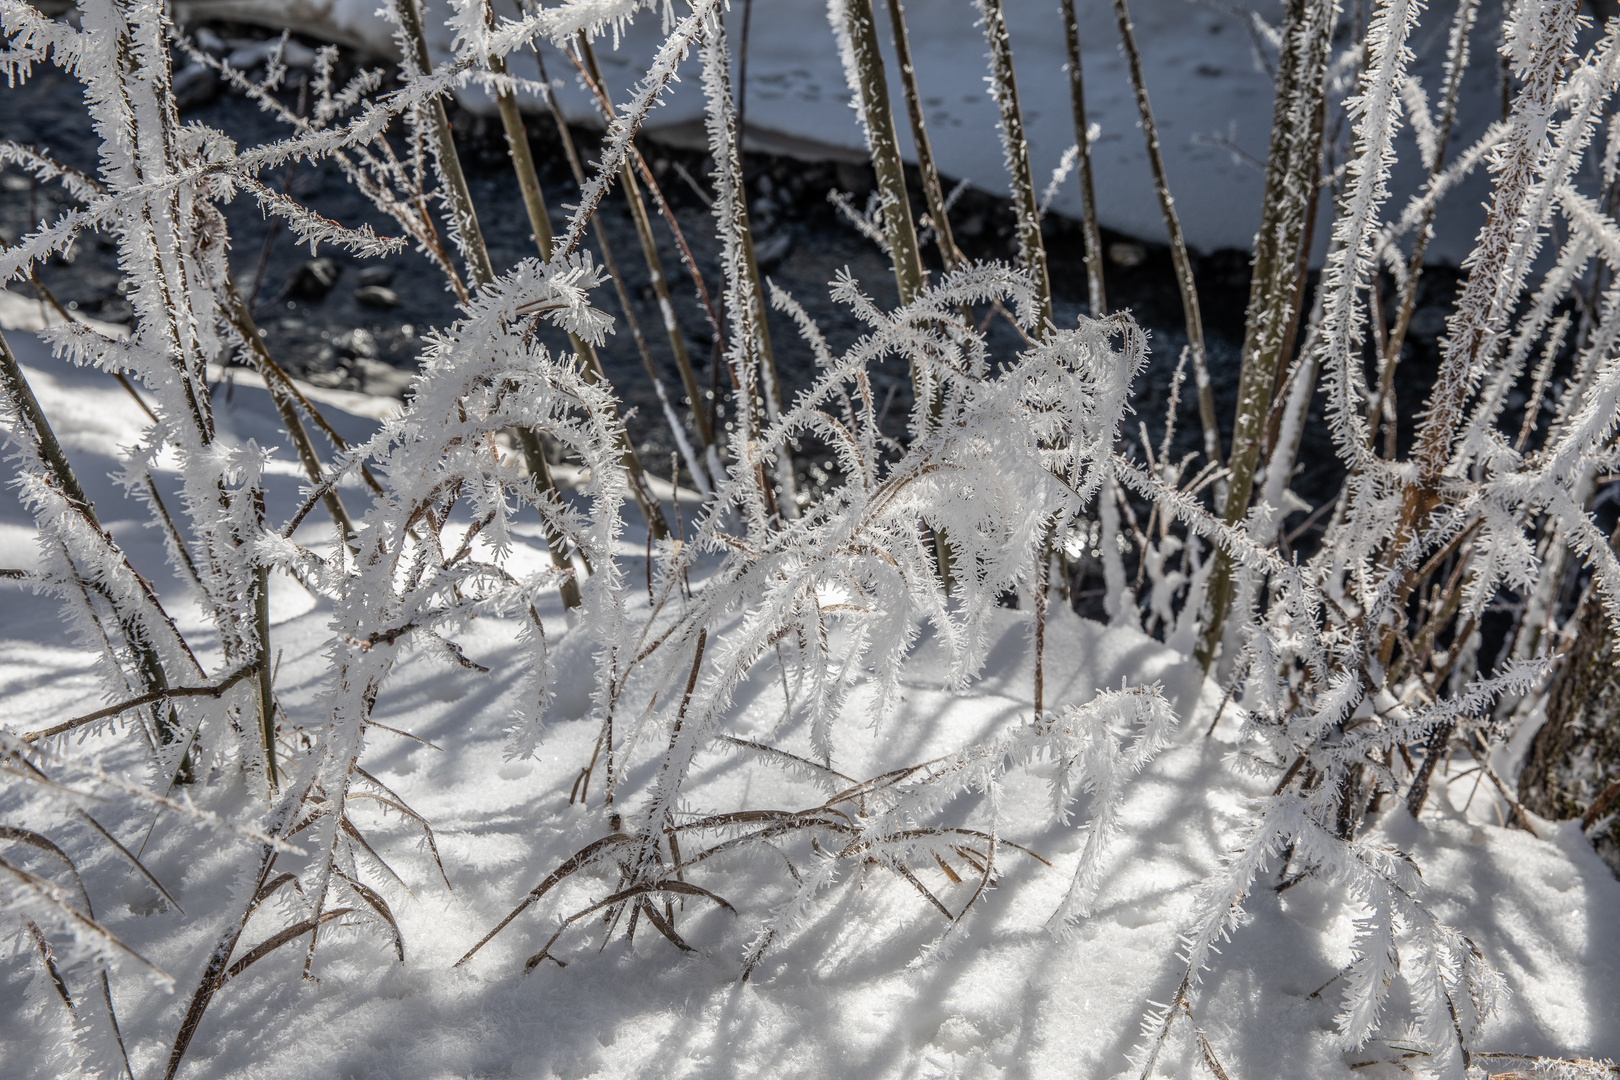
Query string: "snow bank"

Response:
xmin=4 ymin=326 xmax=1618 ymax=1079
xmin=171 ymin=0 xmax=1502 ymax=259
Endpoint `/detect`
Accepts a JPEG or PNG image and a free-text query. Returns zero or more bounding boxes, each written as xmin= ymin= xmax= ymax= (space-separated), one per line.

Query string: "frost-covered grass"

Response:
xmin=4 ymin=0 xmax=1620 ymax=1077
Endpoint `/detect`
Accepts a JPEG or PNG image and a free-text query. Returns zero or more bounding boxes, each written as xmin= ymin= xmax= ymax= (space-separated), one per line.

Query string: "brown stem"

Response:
xmin=574 ymin=39 xmax=716 ymax=457
xmin=979 ymin=0 xmax=1052 ymax=331
xmin=1111 ymin=0 xmax=1217 ymax=464
xmin=1196 ymin=0 xmax=1334 ymax=670
xmin=1061 ymin=0 xmax=1106 ymax=316
xmin=223 ymin=275 xmax=356 ymax=540
xmin=885 ymin=0 xmax=962 ymax=272
xmin=839 ymin=0 xmax=926 ymax=308
xmin=397 ymin=0 xmax=496 ymax=287
xmin=252 ymin=563 xmax=279 ymax=791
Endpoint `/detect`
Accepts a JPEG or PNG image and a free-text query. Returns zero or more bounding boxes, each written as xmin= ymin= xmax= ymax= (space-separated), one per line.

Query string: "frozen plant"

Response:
xmin=2 ymin=0 xmax=1620 ymax=1077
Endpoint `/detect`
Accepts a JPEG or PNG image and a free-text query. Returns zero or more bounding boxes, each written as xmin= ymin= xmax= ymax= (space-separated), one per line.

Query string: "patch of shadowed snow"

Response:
xmin=4 ymin=327 xmax=1620 ymax=1079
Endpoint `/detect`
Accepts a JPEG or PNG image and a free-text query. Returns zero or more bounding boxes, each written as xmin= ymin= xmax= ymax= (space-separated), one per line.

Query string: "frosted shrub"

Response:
xmin=1 ymin=0 xmax=1619 ymax=1077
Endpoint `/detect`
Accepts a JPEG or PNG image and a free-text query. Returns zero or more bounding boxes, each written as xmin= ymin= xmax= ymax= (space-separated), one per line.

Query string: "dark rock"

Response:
xmin=173 ymin=65 xmax=217 ymax=112
xmin=354 ymin=285 xmax=400 ymax=310
xmin=351 ymin=356 xmax=416 ymax=398
xmin=357 ymin=265 xmax=395 ymax=287
xmin=334 ymin=327 xmax=378 ymax=359
xmin=1108 ymin=242 xmax=1147 ymax=268
xmin=286 ymin=257 xmax=340 ymax=300
xmin=834 ymin=161 xmax=873 ymax=198
xmin=753 ymin=231 xmax=794 ymax=273
xmin=193 ymin=27 xmax=227 ymax=58
xmin=1407 ymin=305 xmax=1449 ymax=341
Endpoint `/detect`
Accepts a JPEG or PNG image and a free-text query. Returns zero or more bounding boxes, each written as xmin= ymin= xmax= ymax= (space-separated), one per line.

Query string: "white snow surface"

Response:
xmin=171 ymin=0 xmax=1504 ymax=260
xmin=4 ymin=326 xmax=1620 ymax=1078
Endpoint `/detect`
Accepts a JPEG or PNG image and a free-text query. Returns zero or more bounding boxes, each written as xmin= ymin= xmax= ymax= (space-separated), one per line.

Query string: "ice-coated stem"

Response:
xmin=1 ymin=325 xmax=187 ymax=750
xmin=575 ymin=37 xmax=717 ymax=482
xmin=398 ymin=0 xmax=668 ymax=547
xmin=885 ymin=0 xmax=963 ymax=271
xmin=832 ymin=0 xmax=926 ymax=308
xmin=0 ymin=327 xmax=95 ymax=525
xmin=251 ymin=562 xmax=278 ymax=791
xmin=978 ymin=0 xmax=1052 ymax=333
xmin=1371 ymin=0 xmax=1480 ymax=440
xmin=1061 ymin=0 xmax=1106 ymax=317
xmin=1111 ymin=0 xmax=1219 ymax=465
xmin=395 ymin=0 xmax=495 ymax=286
xmin=1380 ymin=0 xmax=1583 ymax=666
xmin=1196 ymin=0 xmax=1336 ymax=670
xmin=834 ymin=0 xmax=950 ymax=572
xmin=224 ymin=276 xmax=356 ymax=542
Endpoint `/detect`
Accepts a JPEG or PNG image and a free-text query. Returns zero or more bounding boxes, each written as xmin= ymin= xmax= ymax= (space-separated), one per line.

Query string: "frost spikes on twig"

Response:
xmin=0 ymin=326 xmax=188 ymax=750
xmin=701 ymin=16 xmax=797 ymax=523
xmin=1197 ymin=0 xmax=1336 ymax=670
xmin=574 ymin=35 xmax=716 ymax=493
xmin=1379 ymin=0 xmax=1587 ymax=666
xmin=1373 ymin=0 xmax=1480 ymax=443
xmin=392 ymin=0 xmax=496 ymax=288
xmin=1111 ymin=0 xmax=1219 ymax=468
xmin=1061 ymin=0 xmax=1106 ymax=317
xmin=829 ymin=0 xmax=927 ymax=310
xmin=395 ymin=0 xmax=596 ymax=572
xmin=222 ymin=274 xmax=356 ymax=543
xmin=404 ymin=0 xmax=670 ymax=542
xmin=884 ymin=0 xmax=963 ymax=273
xmin=975 ymin=0 xmax=1052 ymax=333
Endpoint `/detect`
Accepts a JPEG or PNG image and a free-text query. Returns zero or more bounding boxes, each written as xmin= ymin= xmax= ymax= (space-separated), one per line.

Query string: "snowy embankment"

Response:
xmin=171 ymin=0 xmax=1500 ymax=261
xmin=4 ymin=323 xmax=1617 ymax=1079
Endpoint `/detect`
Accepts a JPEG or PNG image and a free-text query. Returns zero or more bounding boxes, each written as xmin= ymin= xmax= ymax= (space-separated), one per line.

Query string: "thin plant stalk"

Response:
xmin=0 ymin=326 xmax=186 ymax=749
xmin=885 ymin=0 xmax=963 ymax=271
xmin=224 ymin=276 xmax=356 ymax=541
xmin=404 ymin=11 xmax=582 ymax=606
xmin=1380 ymin=0 xmax=1583 ymax=667
xmin=251 ymin=562 xmax=278 ymax=791
xmin=395 ymin=0 xmax=495 ymax=286
xmin=1111 ymin=0 xmax=1219 ymax=466
xmin=487 ymin=44 xmax=673 ymax=537
xmin=726 ymin=192 xmax=797 ymax=513
xmin=1061 ymin=0 xmax=1106 ymax=317
xmin=536 ymin=46 xmax=710 ymax=510
xmin=396 ymin=0 xmax=668 ymax=546
xmin=718 ymin=6 xmax=791 ymax=454
xmin=575 ymin=37 xmax=717 ymax=484
xmin=531 ymin=44 xmax=728 ymax=378
xmin=738 ymin=232 xmax=800 ymax=518
xmin=703 ymin=22 xmax=791 ymax=523
xmin=627 ymin=148 xmax=735 ymax=497
xmin=1196 ymin=0 xmax=1336 ymax=669
xmin=833 ymin=0 xmax=950 ymax=577
xmin=1 ymin=327 xmax=97 ymax=523
xmin=978 ymin=0 xmax=1053 ymax=332
xmin=689 ymin=20 xmax=798 ymax=518
xmin=1370 ymin=0 xmax=1479 ymax=442
xmin=834 ymin=0 xmax=926 ymax=308
xmin=479 ymin=55 xmax=636 ymax=605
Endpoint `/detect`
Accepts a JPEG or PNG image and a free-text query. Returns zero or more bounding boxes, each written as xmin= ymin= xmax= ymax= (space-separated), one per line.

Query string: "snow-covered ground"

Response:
xmin=5 ymin=320 xmax=1619 ymax=1079
xmin=171 ymin=0 xmax=1503 ymax=260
